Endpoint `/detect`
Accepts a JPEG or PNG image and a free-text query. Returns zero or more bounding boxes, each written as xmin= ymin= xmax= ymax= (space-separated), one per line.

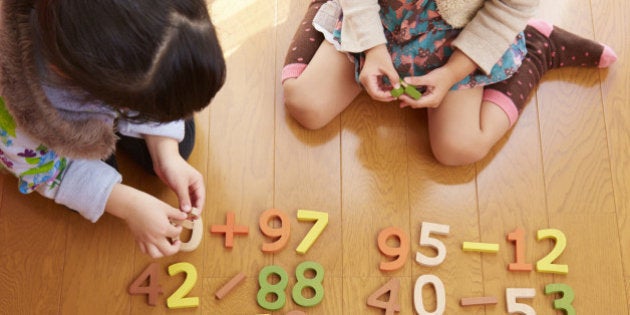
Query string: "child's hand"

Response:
xmin=145 ymin=135 xmax=206 ymax=217
xmin=398 ymin=66 xmax=457 ymax=109
xmin=154 ymin=154 xmax=205 ymax=218
xmin=360 ymin=44 xmax=400 ymax=102
xmin=106 ymin=184 xmax=188 ymax=258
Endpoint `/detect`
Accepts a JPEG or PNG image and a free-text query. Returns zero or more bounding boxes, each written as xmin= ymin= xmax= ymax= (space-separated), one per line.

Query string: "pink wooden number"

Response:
xmin=367 ymin=278 xmax=401 ymax=315
xmin=128 ymin=262 xmax=164 ymax=306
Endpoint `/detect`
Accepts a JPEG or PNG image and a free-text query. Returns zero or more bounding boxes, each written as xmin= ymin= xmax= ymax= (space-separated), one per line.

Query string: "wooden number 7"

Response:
xmin=296 ymin=210 xmax=328 ymax=254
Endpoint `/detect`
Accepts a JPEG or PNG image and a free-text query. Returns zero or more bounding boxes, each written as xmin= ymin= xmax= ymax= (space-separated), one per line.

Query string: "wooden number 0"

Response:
xmin=414 ymin=274 xmax=446 ymax=315
xmin=178 ymin=218 xmax=203 ymax=252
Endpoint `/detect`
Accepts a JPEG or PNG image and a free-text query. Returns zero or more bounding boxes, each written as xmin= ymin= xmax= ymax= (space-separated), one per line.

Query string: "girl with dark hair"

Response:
xmin=0 ymin=0 xmax=226 ymax=258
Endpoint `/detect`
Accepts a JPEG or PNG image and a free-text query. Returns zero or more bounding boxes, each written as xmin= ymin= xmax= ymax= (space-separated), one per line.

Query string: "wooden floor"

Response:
xmin=1 ymin=0 xmax=628 ymax=314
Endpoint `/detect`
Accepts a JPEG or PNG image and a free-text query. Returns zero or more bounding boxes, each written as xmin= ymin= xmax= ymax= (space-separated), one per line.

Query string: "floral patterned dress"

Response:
xmin=330 ymin=0 xmax=527 ymax=89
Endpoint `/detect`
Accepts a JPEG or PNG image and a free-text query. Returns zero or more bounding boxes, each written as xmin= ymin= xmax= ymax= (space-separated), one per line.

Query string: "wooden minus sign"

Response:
xmin=460 ymin=296 xmax=499 ymax=306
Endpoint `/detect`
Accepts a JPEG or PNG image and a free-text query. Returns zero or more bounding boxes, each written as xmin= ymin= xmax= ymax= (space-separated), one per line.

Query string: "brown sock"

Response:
xmin=484 ymin=19 xmax=617 ymax=126
xmin=282 ymin=0 xmax=327 ymax=82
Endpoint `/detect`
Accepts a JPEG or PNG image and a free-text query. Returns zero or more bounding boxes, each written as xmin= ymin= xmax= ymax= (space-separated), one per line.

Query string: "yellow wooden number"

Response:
xmin=536 ymin=229 xmax=568 ymax=274
xmin=166 ymin=262 xmax=199 ymax=309
xmin=296 ymin=210 xmax=328 ymax=254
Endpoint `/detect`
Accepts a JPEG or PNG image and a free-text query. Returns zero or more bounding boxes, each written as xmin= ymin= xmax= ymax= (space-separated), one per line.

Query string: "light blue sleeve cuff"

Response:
xmin=117 ymin=120 xmax=185 ymax=142
xmin=54 ymin=159 xmax=122 ymax=222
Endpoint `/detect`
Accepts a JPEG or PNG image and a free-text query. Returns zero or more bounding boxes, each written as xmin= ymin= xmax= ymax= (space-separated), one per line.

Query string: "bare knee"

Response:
xmin=283 ymin=80 xmax=332 ymax=130
xmin=429 ymin=133 xmax=491 ymax=166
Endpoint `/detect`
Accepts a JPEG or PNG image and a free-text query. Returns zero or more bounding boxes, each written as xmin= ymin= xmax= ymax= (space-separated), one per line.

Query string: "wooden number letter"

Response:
xmin=414 ymin=274 xmax=446 ymax=315
xmin=416 ymin=222 xmax=450 ymax=267
xmin=291 ymin=261 xmax=325 ymax=307
xmin=506 ymin=288 xmax=536 ymax=315
xmin=128 ymin=262 xmax=163 ymax=306
xmin=179 ymin=217 xmax=203 ymax=252
xmin=366 ymin=278 xmax=401 ymax=315
xmin=507 ymin=227 xmax=532 ymax=271
xmin=296 ymin=210 xmax=328 ymax=254
xmin=545 ymin=283 xmax=576 ymax=315
xmin=166 ymin=262 xmax=199 ymax=309
xmin=259 ymin=209 xmax=291 ymax=253
xmin=377 ymin=226 xmax=410 ymax=271
xmin=536 ymin=229 xmax=568 ymax=274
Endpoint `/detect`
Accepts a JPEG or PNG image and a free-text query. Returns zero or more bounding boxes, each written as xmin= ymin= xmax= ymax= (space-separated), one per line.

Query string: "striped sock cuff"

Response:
xmin=281 ymin=63 xmax=308 ymax=83
xmin=483 ymin=89 xmax=519 ymax=127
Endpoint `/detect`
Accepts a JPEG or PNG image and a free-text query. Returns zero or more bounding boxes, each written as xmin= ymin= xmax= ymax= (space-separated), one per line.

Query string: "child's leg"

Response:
xmin=427 ymin=87 xmax=511 ymax=166
xmin=283 ymin=41 xmax=362 ymax=130
xmin=282 ymin=0 xmax=328 ymax=82
xmin=483 ymin=19 xmax=617 ymax=126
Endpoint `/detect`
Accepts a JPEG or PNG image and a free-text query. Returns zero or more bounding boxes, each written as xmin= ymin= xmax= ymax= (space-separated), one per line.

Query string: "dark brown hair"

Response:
xmin=34 ymin=0 xmax=226 ymax=122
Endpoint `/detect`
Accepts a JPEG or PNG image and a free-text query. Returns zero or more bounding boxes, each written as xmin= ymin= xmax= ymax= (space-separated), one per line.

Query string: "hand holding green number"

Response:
xmin=390 ymin=79 xmax=422 ymax=100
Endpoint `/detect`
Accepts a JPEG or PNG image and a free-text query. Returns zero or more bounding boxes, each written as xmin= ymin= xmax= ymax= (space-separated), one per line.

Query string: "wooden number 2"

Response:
xmin=166 ymin=262 xmax=199 ymax=309
xmin=536 ymin=229 xmax=568 ymax=274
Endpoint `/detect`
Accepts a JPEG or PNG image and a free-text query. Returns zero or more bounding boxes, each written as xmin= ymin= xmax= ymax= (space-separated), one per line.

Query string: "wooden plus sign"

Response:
xmin=210 ymin=212 xmax=249 ymax=248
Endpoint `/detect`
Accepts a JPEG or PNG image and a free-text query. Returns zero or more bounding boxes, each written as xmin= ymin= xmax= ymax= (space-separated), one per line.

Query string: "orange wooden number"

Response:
xmin=259 ymin=208 xmax=291 ymax=252
xmin=377 ymin=226 xmax=410 ymax=271
xmin=507 ymin=227 xmax=533 ymax=271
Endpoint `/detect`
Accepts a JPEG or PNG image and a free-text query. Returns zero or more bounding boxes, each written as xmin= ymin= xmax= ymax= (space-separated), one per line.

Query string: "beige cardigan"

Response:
xmin=337 ymin=0 xmax=539 ymax=74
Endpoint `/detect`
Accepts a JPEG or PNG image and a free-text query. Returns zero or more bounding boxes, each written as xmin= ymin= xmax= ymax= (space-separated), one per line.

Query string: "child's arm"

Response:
xmin=144 ymin=134 xmax=205 ymax=216
xmin=105 ymin=183 xmax=187 ymax=258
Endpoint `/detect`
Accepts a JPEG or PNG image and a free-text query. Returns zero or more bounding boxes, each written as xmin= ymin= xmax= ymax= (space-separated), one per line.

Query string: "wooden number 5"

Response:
xmin=416 ymin=222 xmax=450 ymax=267
xmin=506 ymin=288 xmax=536 ymax=315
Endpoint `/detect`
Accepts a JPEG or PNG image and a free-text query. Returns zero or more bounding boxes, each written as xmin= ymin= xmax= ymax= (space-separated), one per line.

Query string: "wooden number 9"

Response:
xmin=377 ymin=226 xmax=410 ymax=271
xmin=259 ymin=208 xmax=291 ymax=252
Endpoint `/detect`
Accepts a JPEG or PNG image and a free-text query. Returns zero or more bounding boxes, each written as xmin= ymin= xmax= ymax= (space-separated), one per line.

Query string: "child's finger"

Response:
xmin=167 ymin=206 xmax=188 ymax=220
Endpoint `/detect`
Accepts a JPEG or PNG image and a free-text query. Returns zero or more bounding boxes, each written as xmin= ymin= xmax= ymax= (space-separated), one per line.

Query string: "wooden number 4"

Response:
xmin=128 ymin=262 xmax=163 ymax=306
xmin=367 ymin=278 xmax=401 ymax=315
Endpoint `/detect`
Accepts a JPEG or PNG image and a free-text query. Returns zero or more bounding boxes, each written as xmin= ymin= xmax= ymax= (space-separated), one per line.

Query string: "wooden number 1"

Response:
xmin=507 ymin=228 xmax=532 ymax=271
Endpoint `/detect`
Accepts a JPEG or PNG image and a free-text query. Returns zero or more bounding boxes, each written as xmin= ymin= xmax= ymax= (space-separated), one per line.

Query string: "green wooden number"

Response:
xmin=291 ymin=261 xmax=324 ymax=307
xmin=257 ymin=265 xmax=289 ymax=310
xmin=545 ymin=283 xmax=576 ymax=315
